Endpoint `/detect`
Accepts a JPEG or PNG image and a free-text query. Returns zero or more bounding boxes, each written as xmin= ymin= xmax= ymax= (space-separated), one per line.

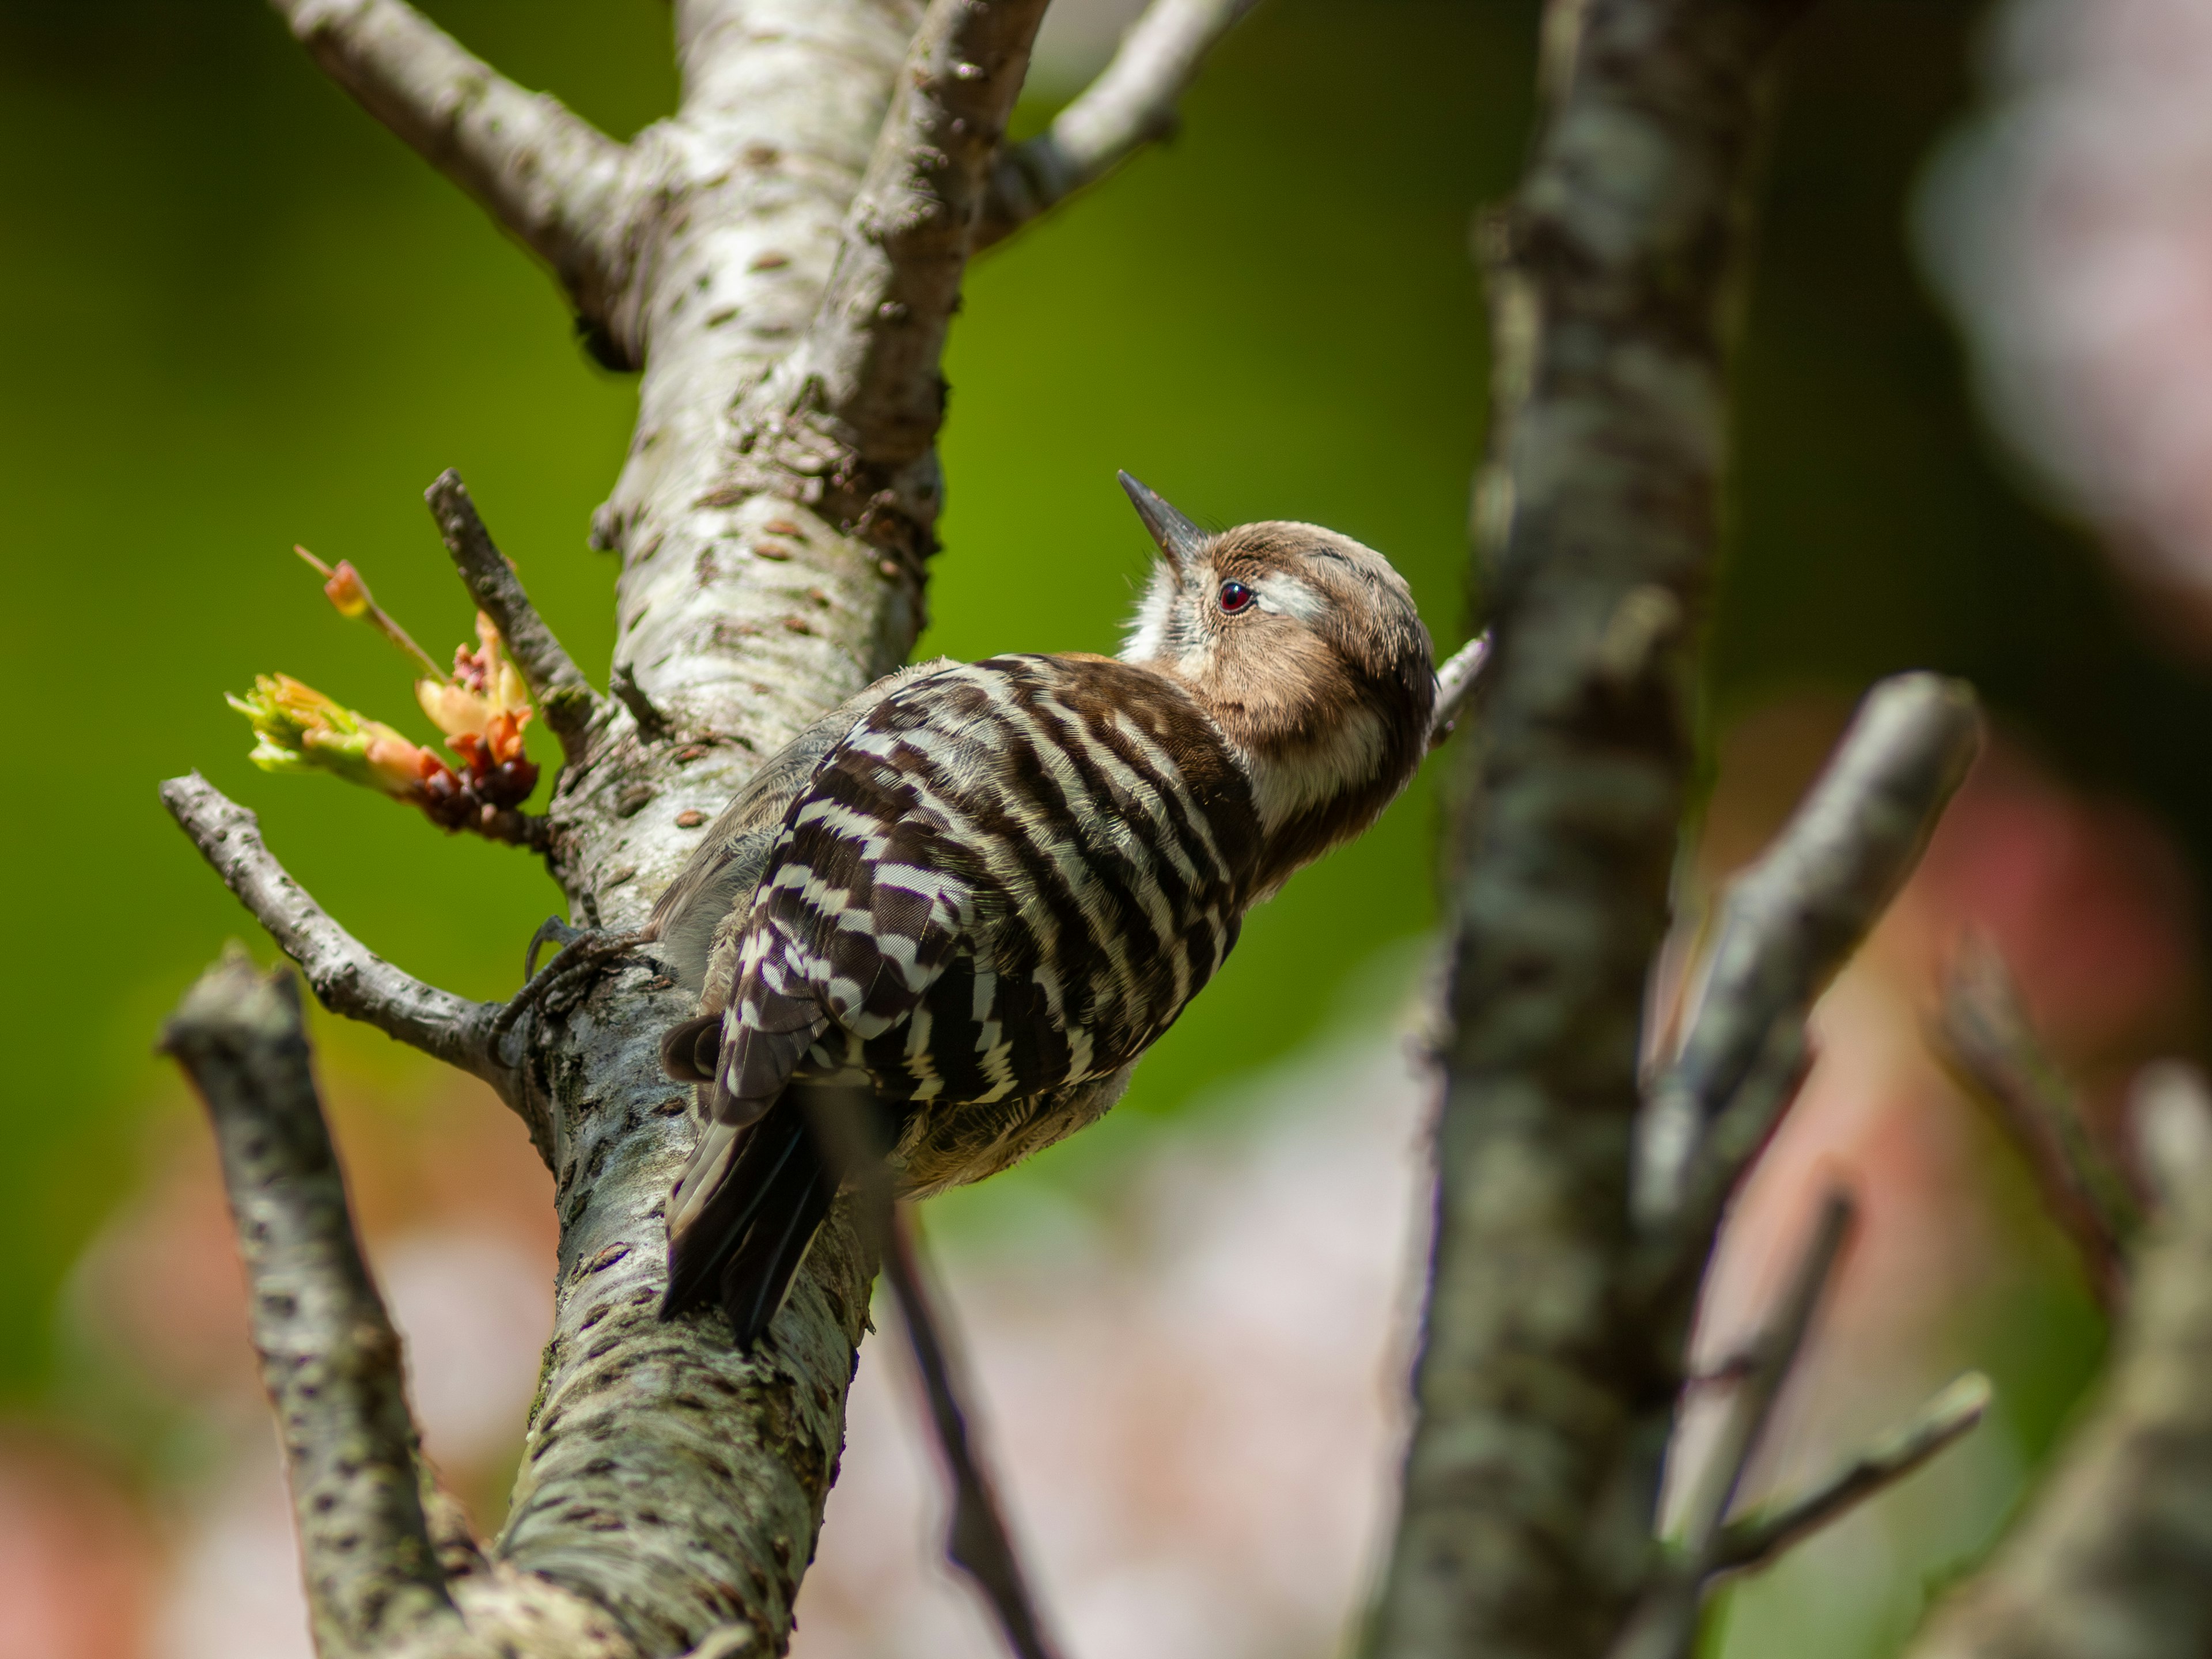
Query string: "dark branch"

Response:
xmin=805 ymin=1090 xmax=1062 ymax=1659
xmin=1638 ymin=673 xmax=1983 ymax=1224
xmin=425 ymin=468 xmax=603 ymax=763
xmin=972 ymin=0 xmax=1263 ymax=250
xmin=1375 ymin=0 xmax=1819 ymax=1649
xmin=268 ymin=0 xmax=635 ymax=339
xmin=1936 ymin=938 xmax=2138 ymax=1312
xmin=1608 ymin=1191 xmax=1855 ymax=1659
xmin=1710 ymin=1372 xmax=1991 ymax=1577
xmin=159 ymin=773 xmax=505 ymax=1096
xmin=160 ymin=950 xmax=459 ymax=1657
xmin=1907 ymin=1066 xmax=2212 ymax=1659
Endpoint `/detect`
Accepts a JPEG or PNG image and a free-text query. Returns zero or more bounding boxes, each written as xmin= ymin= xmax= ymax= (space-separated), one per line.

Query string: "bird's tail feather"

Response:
xmin=660 ymin=1095 xmax=834 ymax=1350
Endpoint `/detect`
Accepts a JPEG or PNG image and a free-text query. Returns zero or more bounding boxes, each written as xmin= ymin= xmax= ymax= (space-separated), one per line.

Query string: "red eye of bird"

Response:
xmin=1218 ymin=580 xmax=1256 ymax=615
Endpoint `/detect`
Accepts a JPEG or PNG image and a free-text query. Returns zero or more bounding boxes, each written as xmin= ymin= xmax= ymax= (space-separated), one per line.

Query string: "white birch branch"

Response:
xmin=161 ymin=952 xmax=461 ymax=1659
xmin=974 ymin=0 xmax=1262 ymax=249
xmin=160 ymin=772 xmax=505 ymax=1093
xmin=269 ymin=0 xmax=635 ymax=334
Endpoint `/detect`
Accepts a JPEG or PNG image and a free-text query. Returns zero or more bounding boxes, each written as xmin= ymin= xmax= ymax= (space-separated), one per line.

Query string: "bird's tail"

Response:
xmin=660 ymin=1094 xmax=835 ymax=1350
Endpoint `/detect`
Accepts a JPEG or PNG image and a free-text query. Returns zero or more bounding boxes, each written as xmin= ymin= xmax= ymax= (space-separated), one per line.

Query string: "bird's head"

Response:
xmin=1114 ymin=472 xmax=1436 ymax=886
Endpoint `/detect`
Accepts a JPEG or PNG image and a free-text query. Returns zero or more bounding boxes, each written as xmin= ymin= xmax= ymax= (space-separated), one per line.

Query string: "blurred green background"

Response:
xmin=3 ymin=0 xmax=2208 ymax=1644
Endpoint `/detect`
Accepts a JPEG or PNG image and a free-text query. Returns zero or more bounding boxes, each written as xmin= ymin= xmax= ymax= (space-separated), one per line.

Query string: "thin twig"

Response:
xmin=973 ymin=0 xmax=1264 ymax=250
xmin=161 ymin=950 xmax=460 ymax=1657
xmin=1608 ymin=1190 xmax=1857 ymax=1659
xmin=1936 ymin=938 xmax=2137 ymax=1313
xmin=1429 ymin=632 xmax=1491 ymax=748
xmin=269 ymin=0 xmax=635 ymax=346
xmin=804 ymin=1090 xmax=1063 ymax=1659
xmin=1680 ymin=1190 xmax=1857 ymax=1555
xmin=425 ymin=468 xmax=603 ymax=763
xmin=1637 ymin=673 xmax=1983 ymax=1225
xmin=1710 ymin=1372 xmax=1992 ymax=1577
xmin=159 ymin=772 xmax=505 ymax=1094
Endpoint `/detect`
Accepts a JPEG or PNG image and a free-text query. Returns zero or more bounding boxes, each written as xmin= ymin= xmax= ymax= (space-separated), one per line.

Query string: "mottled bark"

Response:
xmin=1373 ymin=0 xmax=1812 ymax=1653
xmin=166 ymin=0 xmax=1249 ymax=1653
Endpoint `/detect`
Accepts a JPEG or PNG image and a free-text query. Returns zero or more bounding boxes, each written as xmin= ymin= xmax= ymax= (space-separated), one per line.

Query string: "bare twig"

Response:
xmin=1679 ymin=1191 xmax=1855 ymax=1559
xmin=1608 ymin=1191 xmax=1856 ymax=1659
xmin=1710 ymin=1371 xmax=1992 ymax=1577
xmin=1936 ymin=938 xmax=2137 ymax=1312
xmin=1429 ymin=631 xmax=1491 ymax=748
xmin=1907 ymin=1067 xmax=2212 ymax=1659
xmin=161 ymin=950 xmax=459 ymax=1658
xmin=805 ymin=1090 xmax=1063 ymax=1659
xmin=159 ymin=772 xmax=504 ymax=1093
xmin=425 ymin=468 xmax=603 ymax=763
xmin=973 ymin=0 xmax=1263 ymax=250
xmin=268 ymin=0 xmax=634 ymax=340
xmin=1637 ymin=673 xmax=1983 ymax=1225
xmin=736 ymin=0 xmax=1054 ymax=552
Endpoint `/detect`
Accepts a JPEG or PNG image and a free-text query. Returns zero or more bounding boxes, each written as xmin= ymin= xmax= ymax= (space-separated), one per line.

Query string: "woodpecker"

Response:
xmin=649 ymin=473 xmax=1437 ymax=1347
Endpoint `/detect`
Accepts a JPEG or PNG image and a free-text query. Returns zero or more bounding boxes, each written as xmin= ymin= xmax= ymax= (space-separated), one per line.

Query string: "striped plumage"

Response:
xmin=650 ymin=474 xmax=1436 ymax=1347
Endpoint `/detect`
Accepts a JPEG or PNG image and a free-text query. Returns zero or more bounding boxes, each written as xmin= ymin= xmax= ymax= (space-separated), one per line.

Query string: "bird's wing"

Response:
xmin=647 ymin=658 xmax=956 ymax=994
xmin=707 ymin=688 xmax=988 ymax=1124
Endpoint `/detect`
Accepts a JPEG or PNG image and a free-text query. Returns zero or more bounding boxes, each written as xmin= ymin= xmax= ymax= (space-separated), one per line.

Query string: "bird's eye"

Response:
xmin=1218 ymin=580 xmax=1256 ymax=615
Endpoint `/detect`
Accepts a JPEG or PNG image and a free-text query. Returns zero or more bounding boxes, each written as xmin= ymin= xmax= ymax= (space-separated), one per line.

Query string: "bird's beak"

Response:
xmin=1118 ymin=471 xmax=1209 ymax=571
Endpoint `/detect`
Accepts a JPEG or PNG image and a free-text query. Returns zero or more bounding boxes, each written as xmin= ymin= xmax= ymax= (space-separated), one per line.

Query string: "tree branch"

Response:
xmin=1907 ymin=1065 xmax=2212 ymax=1659
xmin=160 ymin=772 xmax=504 ymax=1094
xmin=1936 ymin=938 xmax=2138 ymax=1313
xmin=268 ymin=0 xmax=634 ymax=335
xmin=1709 ymin=1371 xmax=1991 ymax=1578
xmin=1376 ymin=0 xmax=1821 ymax=1650
xmin=1429 ymin=632 xmax=1491 ymax=748
xmin=1637 ymin=673 xmax=1983 ymax=1226
xmin=972 ymin=0 xmax=1262 ymax=251
xmin=732 ymin=0 xmax=1054 ymax=555
xmin=425 ymin=468 xmax=605 ymax=764
xmin=1608 ymin=1192 xmax=1855 ymax=1659
xmin=160 ymin=951 xmax=460 ymax=1658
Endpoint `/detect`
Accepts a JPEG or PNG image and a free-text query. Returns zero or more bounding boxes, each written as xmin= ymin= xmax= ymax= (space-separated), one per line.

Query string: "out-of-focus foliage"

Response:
xmin=1 ymin=0 xmax=2203 ymax=1490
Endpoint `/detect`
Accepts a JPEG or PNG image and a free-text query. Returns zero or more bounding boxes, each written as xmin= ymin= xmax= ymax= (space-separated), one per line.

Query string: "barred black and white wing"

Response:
xmin=659 ymin=653 xmax=1261 ymax=1345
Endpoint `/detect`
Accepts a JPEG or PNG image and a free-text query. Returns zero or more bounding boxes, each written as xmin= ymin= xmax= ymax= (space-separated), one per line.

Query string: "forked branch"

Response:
xmin=160 ymin=772 xmax=504 ymax=1094
xmin=1711 ymin=1371 xmax=1991 ymax=1577
xmin=974 ymin=0 xmax=1263 ymax=249
xmin=269 ymin=0 xmax=634 ymax=333
xmin=425 ymin=469 xmax=604 ymax=763
xmin=1609 ymin=1192 xmax=1855 ymax=1659
xmin=738 ymin=0 xmax=1054 ymax=547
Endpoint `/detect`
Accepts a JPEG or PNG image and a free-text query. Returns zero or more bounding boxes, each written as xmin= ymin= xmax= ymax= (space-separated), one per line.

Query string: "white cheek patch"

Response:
xmin=1253 ymin=573 xmax=1327 ymax=624
xmin=1118 ymin=565 xmax=1182 ymax=664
